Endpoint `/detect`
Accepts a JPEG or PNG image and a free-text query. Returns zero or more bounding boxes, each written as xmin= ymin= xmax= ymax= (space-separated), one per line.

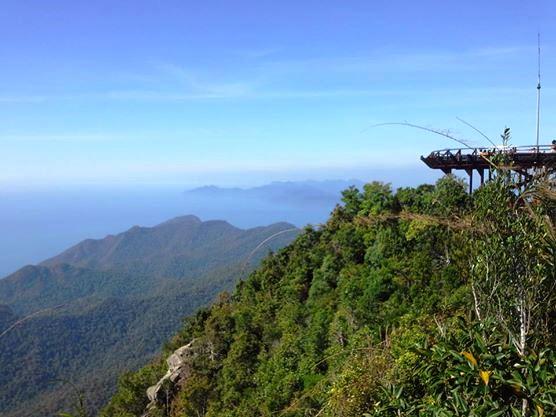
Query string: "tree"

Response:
xmin=469 ymin=129 xmax=556 ymax=415
xmin=471 ymin=162 xmax=555 ymax=356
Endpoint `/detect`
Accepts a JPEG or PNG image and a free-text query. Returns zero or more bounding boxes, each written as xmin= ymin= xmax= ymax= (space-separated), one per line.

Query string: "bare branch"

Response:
xmin=362 ymin=121 xmax=473 ymax=149
xmin=456 ymin=117 xmax=498 ymax=148
xmin=240 ymin=228 xmax=299 ymax=276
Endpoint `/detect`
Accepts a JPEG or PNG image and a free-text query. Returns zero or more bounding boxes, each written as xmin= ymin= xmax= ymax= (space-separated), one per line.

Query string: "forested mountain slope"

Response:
xmin=0 ymin=216 xmax=297 ymax=417
xmin=103 ymin=174 xmax=555 ymax=417
xmin=0 ymin=216 xmax=295 ymax=314
xmin=41 ymin=215 xmax=282 ymax=279
xmin=0 ymin=304 xmax=15 ymax=331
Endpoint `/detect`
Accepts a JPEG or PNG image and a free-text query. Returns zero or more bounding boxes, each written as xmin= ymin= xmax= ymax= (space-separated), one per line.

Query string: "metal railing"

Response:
xmin=425 ymin=144 xmax=555 ymax=160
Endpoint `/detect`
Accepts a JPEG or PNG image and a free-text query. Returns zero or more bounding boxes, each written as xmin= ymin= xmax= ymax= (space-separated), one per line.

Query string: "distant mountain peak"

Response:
xmin=158 ymin=214 xmax=202 ymax=227
xmin=27 ymin=216 xmax=295 ymax=282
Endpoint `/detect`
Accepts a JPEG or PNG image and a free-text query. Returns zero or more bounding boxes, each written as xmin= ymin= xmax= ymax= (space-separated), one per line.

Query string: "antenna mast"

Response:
xmin=536 ymin=33 xmax=541 ymax=150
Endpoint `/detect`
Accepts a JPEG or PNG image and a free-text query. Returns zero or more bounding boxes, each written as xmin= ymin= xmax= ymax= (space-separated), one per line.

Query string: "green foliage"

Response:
xmin=367 ymin=320 xmax=555 ymax=416
xmin=471 ymin=172 xmax=556 ymax=354
xmin=76 ymin=169 xmax=556 ymax=417
xmin=0 ymin=219 xmax=296 ymax=417
xmin=100 ymin=364 xmax=165 ymax=417
xmin=363 ymin=142 xmax=555 ymax=417
xmin=104 ymin=176 xmax=530 ymax=417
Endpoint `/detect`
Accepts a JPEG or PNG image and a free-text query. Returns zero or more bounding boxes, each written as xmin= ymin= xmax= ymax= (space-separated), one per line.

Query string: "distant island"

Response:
xmin=186 ymin=179 xmax=366 ymax=204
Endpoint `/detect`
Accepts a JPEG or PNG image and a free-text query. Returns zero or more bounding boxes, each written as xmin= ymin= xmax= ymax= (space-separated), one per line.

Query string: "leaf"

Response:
xmin=487 ymin=409 xmax=506 ymax=417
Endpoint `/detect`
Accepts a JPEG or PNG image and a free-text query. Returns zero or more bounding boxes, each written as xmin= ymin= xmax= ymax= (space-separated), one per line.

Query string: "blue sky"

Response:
xmin=1 ymin=0 xmax=555 ymax=187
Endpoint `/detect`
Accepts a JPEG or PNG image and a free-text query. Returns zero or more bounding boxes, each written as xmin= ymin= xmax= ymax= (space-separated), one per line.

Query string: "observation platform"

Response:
xmin=421 ymin=144 xmax=556 ymax=192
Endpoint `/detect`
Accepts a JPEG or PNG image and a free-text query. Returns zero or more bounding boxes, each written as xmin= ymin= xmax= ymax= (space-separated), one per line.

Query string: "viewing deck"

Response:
xmin=421 ymin=144 xmax=556 ymax=191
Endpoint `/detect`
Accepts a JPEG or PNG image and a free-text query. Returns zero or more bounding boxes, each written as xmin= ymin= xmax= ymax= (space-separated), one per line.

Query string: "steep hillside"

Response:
xmin=102 ymin=176 xmax=555 ymax=417
xmin=0 ymin=304 xmax=15 ymax=331
xmin=0 ymin=264 xmax=142 ymax=313
xmin=0 ymin=216 xmax=298 ymax=417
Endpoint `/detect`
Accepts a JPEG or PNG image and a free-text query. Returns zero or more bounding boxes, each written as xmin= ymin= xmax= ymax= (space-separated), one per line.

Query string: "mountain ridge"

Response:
xmin=39 ymin=215 xmax=294 ymax=276
xmin=0 ymin=215 xmax=298 ymax=417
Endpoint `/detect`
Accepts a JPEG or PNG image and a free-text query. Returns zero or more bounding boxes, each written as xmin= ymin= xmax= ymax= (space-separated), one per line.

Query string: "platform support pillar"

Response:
xmin=466 ymin=169 xmax=473 ymax=193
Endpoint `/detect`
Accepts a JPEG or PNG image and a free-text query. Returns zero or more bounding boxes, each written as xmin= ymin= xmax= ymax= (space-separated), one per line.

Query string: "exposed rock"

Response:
xmin=142 ymin=340 xmax=196 ymax=416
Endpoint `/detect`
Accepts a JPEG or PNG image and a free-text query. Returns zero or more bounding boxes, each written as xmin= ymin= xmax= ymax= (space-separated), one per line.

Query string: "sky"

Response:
xmin=1 ymin=0 xmax=555 ymax=188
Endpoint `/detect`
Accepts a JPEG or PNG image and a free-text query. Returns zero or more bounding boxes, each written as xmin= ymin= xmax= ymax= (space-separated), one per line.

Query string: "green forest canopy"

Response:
xmin=100 ymin=170 xmax=555 ymax=417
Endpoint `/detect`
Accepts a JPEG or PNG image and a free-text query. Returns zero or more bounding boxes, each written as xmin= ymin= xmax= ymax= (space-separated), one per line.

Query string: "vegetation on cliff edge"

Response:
xmin=101 ymin=167 xmax=555 ymax=417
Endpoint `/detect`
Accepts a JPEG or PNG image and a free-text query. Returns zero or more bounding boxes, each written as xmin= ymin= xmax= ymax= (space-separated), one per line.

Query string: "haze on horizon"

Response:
xmin=1 ymin=0 xmax=555 ymax=188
